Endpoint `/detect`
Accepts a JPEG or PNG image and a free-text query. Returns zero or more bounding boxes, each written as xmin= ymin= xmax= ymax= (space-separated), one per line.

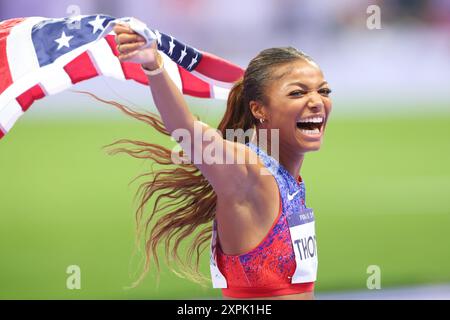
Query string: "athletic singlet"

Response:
xmin=209 ymin=142 xmax=318 ymax=298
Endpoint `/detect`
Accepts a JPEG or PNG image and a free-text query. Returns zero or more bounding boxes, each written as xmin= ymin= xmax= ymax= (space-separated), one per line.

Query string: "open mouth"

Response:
xmin=296 ymin=116 xmax=324 ymax=135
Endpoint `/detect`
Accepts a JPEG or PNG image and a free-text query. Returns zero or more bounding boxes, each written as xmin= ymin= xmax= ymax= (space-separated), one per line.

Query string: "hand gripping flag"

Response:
xmin=0 ymin=15 xmax=244 ymax=140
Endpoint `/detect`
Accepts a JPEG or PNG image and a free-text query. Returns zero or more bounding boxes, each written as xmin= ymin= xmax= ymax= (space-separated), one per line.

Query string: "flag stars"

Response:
xmin=187 ymin=53 xmax=198 ymax=70
xmin=54 ymin=31 xmax=73 ymax=50
xmin=88 ymin=15 xmax=106 ymax=34
xmin=178 ymin=45 xmax=187 ymax=64
xmin=155 ymin=29 xmax=162 ymax=46
xmin=168 ymin=36 xmax=176 ymax=56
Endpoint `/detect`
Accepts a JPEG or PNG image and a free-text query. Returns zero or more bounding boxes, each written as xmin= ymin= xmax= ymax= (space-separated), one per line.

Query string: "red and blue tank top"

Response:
xmin=209 ymin=142 xmax=318 ymax=298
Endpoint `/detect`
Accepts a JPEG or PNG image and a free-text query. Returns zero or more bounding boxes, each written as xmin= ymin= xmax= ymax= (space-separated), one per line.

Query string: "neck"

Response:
xmin=253 ymin=127 xmax=305 ymax=178
xmin=279 ymin=142 xmax=304 ymax=178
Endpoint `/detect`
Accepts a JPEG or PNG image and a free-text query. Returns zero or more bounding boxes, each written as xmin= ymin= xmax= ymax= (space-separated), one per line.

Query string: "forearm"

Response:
xmin=145 ymin=66 xmax=196 ymax=135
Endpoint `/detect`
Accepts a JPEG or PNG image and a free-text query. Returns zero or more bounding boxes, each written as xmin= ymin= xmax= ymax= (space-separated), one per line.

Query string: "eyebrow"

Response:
xmin=287 ymin=81 xmax=329 ymax=89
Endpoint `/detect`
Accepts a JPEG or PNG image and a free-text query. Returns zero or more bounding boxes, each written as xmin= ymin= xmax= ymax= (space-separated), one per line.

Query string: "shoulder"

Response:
xmin=215 ymin=141 xmax=277 ymax=202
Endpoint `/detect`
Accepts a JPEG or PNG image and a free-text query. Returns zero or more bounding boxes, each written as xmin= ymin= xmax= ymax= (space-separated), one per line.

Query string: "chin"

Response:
xmin=302 ymin=143 xmax=322 ymax=153
xmin=293 ymin=135 xmax=323 ymax=153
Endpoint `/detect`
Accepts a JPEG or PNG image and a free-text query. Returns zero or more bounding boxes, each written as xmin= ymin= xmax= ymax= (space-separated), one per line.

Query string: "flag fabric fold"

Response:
xmin=0 ymin=15 xmax=244 ymax=140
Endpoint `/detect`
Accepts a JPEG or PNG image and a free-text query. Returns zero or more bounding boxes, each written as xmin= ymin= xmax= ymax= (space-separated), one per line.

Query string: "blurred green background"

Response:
xmin=1 ymin=103 xmax=449 ymax=299
xmin=1 ymin=0 xmax=450 ymax=299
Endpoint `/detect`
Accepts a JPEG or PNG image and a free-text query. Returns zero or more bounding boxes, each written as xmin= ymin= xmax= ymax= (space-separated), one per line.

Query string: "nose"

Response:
xmin=306 ymin=92 xmax=324 ymax=111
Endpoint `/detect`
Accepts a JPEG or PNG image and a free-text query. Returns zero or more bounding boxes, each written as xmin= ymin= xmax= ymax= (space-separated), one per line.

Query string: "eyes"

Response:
xmin=289 ymin=88 xmax=332 ymax=98
xmin=318 ymin=88 xmax=332 ymax=96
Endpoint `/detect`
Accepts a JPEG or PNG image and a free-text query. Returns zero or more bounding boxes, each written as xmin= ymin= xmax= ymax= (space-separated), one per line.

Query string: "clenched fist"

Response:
xmin=113 ymin=23 xmax=163 ymax=71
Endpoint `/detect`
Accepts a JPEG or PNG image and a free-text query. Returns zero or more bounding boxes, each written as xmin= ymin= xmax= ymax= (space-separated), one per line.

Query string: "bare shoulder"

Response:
xmin=215 ymin=142 xmax=280 ymax=254
xmin=208 ymin=140 xmax=270 ymax=199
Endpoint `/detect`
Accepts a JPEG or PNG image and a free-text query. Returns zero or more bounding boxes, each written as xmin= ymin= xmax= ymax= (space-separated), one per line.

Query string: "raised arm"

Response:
xmin=113 ymin=24 xmax=258 ymax=198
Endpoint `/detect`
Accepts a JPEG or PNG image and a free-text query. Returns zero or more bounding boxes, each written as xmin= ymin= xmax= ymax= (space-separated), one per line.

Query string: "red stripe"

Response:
xmin=196 ymin=51 xmax=244 ymax=83
xmin=16 ymin=84 xmax=46 ymax=111
xmin=121 ymin=62 xmax=148 ymax=85
xmin=63 ymin=51 xmax=99 ymax=84
xmin=105 ymin=35 xmax=119 ymax=56
xmin=0 ymin=128 xmax=5 ymax=139
xmin=178 ymin=65 xmax=211 ymax=98
xmin=0 ymin=18 xmax=26 ymax=95
xmin=104 ymin=35 xmax=148 ymax=85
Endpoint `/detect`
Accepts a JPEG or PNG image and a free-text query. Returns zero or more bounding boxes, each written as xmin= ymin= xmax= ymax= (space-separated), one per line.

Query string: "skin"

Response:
xmin=250 ymin=59 xmax=333 ymax=177
xmin=114 ymin=24 xmax=332 ymax=300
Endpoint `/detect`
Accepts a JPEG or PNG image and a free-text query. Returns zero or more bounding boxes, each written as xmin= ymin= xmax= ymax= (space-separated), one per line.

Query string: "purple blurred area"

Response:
xmin=1 ymin=0 xmax=449 ymax=115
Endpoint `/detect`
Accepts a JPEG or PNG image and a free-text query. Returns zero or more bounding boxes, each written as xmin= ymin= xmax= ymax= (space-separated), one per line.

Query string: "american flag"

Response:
xmin=0 ymin=15 xmax=244 ymax=140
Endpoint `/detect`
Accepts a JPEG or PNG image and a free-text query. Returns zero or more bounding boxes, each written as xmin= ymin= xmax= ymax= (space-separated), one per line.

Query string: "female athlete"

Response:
xmin=110 ymin=23 xmax=332 ymax=300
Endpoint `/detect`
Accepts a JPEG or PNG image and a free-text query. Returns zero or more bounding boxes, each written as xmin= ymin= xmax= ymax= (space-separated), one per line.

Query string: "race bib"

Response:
xmin=286 ymin=207 xmax=318 ymax=283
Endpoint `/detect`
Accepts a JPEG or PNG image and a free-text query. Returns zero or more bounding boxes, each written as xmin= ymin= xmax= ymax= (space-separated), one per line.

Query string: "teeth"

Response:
xmin=300 ymin=128 xmax=320 ymax=135
xmin=297 ymin=117 xmax=323 ymax=123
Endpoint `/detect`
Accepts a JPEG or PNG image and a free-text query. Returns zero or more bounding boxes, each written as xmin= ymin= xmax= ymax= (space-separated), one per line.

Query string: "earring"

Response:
xmin=259 ymin=118 xmax=265 ymax=124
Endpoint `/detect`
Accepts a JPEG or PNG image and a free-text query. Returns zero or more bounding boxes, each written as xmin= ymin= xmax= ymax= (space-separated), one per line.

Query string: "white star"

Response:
xmin=177 ymin=45 xmax=187 ymax=64
xmin=155 ymin=29 xmax=162 ymax=46
xmin=187 ymin=53 xmax=198 ymax=70
xmin=88 ymin=15 xmax=106 ymax=34
xmin=54 ymin=31 xmax=73 ymax=50
xmin=168 ymin=36 xmax=176 ymax=56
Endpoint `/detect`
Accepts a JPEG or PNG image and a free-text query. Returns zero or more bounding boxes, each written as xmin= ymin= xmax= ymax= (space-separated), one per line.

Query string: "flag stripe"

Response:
xmin=121 ymin=62 xmax=149 ymax=85
xmin=196 ymin=51 xmax=244 ymax=82
xmin=16 ymin=84 xmax=46 ymax=111
xmin=39 ymin=65 xmax=73 ymax=95
xmin=88 ymin=38 xmax=125 ymax=80
xmin=211 ymin=84 xmax=231 ymax=100
xmin=0 ymin=18 xmax=25 ymax=95
xmin=6 ymin=17 xmax=43 ymax=82
xmin=191 ymin=70 xmax=234 ymax=90
xmin=178 ymin=65 xmax=211 ymax=98
xmin=104 ymin=34 xmax=119 ymax=55
xmin=63 ymin=51 xmax=99 ymax=84
xmin=161 ymin=53 xmax=182 ymax=91
xmin=0 ymin=99 xmax=24 ymax=131
xmin=104 ymin=34 xmax=149 ymax=85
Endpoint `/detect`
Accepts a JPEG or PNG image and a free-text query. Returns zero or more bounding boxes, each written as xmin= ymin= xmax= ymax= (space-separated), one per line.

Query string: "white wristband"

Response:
xmin=142 ymin=60 xmax=164 ymax=76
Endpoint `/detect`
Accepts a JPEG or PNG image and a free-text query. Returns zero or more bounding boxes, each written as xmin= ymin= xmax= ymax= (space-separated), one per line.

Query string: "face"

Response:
xmin=252 ymin=59 xmax=332 ymax=154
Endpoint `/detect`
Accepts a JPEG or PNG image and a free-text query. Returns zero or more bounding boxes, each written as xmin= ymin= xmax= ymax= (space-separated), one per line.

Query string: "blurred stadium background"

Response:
xmin=0 ymin=0 xmax=449 ymax=299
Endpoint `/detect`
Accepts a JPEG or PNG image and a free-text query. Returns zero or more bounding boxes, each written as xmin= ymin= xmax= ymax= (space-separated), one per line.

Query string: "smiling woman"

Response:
xmin=97 ymin=22 xmax=333 ymax=300
xmin=254 ymin=58 xmax=332 ymax=157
